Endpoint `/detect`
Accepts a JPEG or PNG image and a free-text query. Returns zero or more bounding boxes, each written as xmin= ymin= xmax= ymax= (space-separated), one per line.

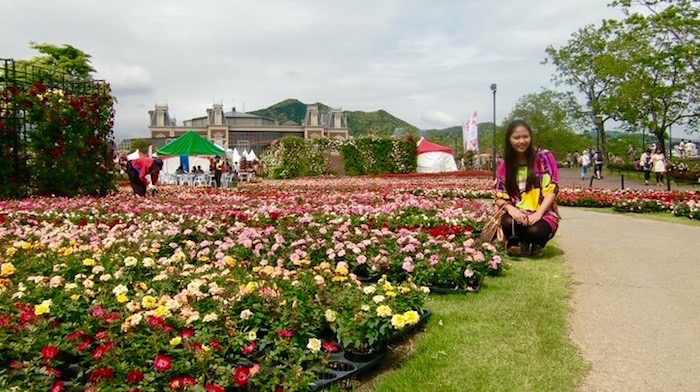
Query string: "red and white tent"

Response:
xmin=416 ymin=137 xmax=458 ymax=173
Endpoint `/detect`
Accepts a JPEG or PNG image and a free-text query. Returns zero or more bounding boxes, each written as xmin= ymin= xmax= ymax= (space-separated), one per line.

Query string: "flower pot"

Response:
xmin=427 ymin=282 xmax=460 ymax=294
xmin=326 ymin=360 xmax=356 ymax=373
xmin=343 ymin=345 xmax=386 ymax=363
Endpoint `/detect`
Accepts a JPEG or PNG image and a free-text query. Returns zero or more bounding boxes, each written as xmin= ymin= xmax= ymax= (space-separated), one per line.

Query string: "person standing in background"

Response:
xmin=593 ymin=149 xmax=604 ymax=180
xmin=651 ymin=148 xmax=667 ymax=186
xmin=578 ymin=150 xmax=590 ymax=180
xmin=639 ymin=148 xmax=653 ymax=185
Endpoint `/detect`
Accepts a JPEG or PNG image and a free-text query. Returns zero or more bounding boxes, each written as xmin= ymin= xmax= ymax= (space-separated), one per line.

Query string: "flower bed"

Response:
xmin=0 ymin=180 xmax=505 ymax=390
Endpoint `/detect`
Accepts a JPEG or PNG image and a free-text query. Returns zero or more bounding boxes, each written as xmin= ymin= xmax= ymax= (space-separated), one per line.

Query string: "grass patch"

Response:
xmin=349 ymin=245 xmax=585 ymax=392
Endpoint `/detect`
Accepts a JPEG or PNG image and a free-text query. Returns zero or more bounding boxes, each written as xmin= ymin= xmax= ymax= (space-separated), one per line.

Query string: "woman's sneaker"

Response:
xmin=529 ymin=244 xmax=544 ymax=257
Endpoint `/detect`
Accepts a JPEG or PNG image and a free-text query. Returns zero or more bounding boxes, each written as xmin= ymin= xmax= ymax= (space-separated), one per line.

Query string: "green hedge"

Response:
xmin=261 ymin=135 xmax=417 ymax=179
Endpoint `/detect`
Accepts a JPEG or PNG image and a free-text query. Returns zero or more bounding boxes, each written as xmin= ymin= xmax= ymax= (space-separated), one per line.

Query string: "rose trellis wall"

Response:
xmin=0 ymin=58 xmax=116 ymax=198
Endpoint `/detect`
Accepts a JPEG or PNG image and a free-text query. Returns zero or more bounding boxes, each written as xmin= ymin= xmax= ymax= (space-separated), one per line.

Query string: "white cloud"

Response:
xmin=421 ymin=110 xmax=457 ymax=128
xmin=0 ymin=0 xmax=626 ymax=141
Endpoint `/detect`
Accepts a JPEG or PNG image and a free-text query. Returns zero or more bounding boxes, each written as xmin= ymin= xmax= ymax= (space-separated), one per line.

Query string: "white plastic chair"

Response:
xmin=193 ymin=174 xmax=207 ymax=187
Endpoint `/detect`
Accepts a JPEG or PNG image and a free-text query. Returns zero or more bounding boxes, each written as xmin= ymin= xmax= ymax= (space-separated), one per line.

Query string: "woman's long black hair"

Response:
xmin=503 ymin=120 xmax=538 ymax=199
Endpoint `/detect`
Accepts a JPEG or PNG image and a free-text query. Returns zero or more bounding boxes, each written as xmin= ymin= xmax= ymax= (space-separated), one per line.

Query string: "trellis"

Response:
xmin=0 ymin=58 xmax=114 ymax=198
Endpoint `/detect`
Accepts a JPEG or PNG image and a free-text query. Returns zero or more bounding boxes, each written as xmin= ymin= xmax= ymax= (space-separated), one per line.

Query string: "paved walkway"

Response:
xmin=556 ymin=206 xmax=700 ymax=391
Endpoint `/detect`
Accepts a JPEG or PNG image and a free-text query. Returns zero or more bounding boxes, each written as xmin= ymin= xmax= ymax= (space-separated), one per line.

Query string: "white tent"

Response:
xmin=416 ymin=137 xmax=458 ymax=173
xmin=126 ymin=149 xmax=144 ymax=161
xmin=248 ymin=149 xmax=258 ymax=161
xmin=231 ymin=148 xmax=241 ymax=164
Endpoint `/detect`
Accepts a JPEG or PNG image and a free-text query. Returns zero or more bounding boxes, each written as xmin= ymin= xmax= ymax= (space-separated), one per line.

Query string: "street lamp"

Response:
xmin=593 ymin=114 xmax=602 ymax=152
xmin=490 ymin=83 xmax=497 ymax=179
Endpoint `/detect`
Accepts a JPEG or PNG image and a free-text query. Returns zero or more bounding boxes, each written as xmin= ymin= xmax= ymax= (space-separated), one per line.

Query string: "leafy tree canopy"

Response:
xmin=17 ymin=42 xmax=96 ymax=78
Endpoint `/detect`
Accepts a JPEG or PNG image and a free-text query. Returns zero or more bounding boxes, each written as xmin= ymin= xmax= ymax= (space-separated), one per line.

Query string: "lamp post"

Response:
xmin=594 ymin=114 xmax=602 ymax=152
xmin=490 ymin=83 xmax=497 ymax=179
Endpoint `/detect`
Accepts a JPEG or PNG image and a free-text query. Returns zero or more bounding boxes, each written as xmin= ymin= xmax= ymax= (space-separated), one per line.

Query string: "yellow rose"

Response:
xmin=403 ymin=310 xmax=420 ymax=325
xmin=70 ymin=294 xmax=80 ymax=301
xmin=5 ymin=247 xmax=17 ymax=256
xmin=0 ymin=263 xmax=16 ymax=277
xmin=116 ymin=294 xmax=129 ymax=303
xmin=247 ymin=330 xmax=257 ymax=341
xmin=154 ymin=305 xmax=170 ymax=317
xmin=391 ymin=314 xmax=406 ymax=329
xmin=223 ymin=256 xmax=235 ymax=266
xmin=170 ymin=336 xmax=182 ymax=346
xmin=141 ymin=295 xmax=157 ymax=309
xmin=376 ymin=305 xmax=393 ymax=317
xmin=82 ymin=258 xmax=95 ymax=266
xmin=34 ymin=299 xmax=52 ymax=315
xmin=307 ymin=338 xmax=321 ymax=352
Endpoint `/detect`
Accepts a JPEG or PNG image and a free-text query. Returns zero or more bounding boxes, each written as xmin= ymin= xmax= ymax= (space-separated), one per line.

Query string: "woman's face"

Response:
xmin=509 ymin=126 xmax=531 ymax=155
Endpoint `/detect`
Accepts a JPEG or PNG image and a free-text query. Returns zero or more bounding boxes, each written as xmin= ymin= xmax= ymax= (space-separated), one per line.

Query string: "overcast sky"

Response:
xmin=2 ymin=0 xmax=626 ymax=141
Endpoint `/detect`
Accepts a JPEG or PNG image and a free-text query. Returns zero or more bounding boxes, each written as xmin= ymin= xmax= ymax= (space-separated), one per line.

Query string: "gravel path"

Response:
xmin=555 ymin=206 xmax=700 ymax=391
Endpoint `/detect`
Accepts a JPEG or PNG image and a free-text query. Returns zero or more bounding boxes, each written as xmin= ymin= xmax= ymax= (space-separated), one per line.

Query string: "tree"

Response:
xmin=545 ymin=0 xmax=700 ymax=156
xmin=544 ymin=23 xmax=618 ymax=158
xmin=604 ymin=0 xmax=700 ymax=151
xmin=17 ymin=42 xmax=96 ymax=77
xmin=502 ymin=89 xmax=588 ymax=158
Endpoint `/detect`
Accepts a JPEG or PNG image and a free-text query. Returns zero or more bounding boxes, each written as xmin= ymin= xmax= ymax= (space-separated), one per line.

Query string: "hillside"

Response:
xmin=249 ymin=99 xmax=419 ymax=136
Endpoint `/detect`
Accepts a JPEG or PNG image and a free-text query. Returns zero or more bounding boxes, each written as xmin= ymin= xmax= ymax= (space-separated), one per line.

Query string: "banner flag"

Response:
xmin=463 ymin=111 xmax=479 ymax=152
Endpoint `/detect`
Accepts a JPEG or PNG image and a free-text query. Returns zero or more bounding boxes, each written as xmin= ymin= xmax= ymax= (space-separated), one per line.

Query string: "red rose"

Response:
xmin=92 ymin=341 xmax=115 ymax=359
xmin=275 ymin=386 xmax=284 ymax=392
xmin=241 ymin=341 xmax=257 ymax=355
xmin=277 ymin=329 xmax=294 ymax=338
xmin=50 ymin=381 xmax=64 ymax=392
xmin=205 ymin=383 xmax=225 ymax=392
xmin=209 ymin=338 xmax=222 ymax=351
xmin=0 ymin=314 xmax=12 ymax=327
xmin=126 ymin=369 xmax=144 ymax=383
xmin=90 ymin=305 xmax=106 ymax=318
xmin=94 ymin=330 xmax=110 ymax=341
xmin=233 ymin=365 xmax=250 ymax=386
xmin=169 ymin=375 xmax=197 ymax=389
xmin=322 ymin=340 xmax=341 ymax=353
xmin=77 ymin=336 xmax=92 ymax=351
xmin=44 ymin=365 xmax=62 ymax=378
xmin=154 ymin=353 xmax=172 ymax=372
xmin=18 ymin=309 xmax=36 ymax=324
xmin=102 ymin=312 xmax=121 ymax=323
xmin=179 ymin=328 xmax=195 ymax=338
xmin=41 ymin=344 xmax=60 ymax=360
xmin=89 ymin=367 xmax=114 ymax=382
xmin=66 ymin=330 xmax=84 ymax=341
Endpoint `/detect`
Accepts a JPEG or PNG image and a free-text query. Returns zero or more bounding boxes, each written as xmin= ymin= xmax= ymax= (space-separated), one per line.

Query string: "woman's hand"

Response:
xmin=507 ymin=205 xmax=529 ymax=225
xmin=526 ymin=211 xmax=543 ymax=225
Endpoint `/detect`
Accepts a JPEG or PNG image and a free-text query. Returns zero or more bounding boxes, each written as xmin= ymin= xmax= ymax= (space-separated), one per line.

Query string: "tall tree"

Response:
xmin=605 ymin=0 xmax=700 ymax=150
xmin=503 ymin=88 xmax=588 ymax=158
xmin=17 ymin=42 xmax=96 ymax=78
xmin=544 ymin=23 xmax=617 ymax=157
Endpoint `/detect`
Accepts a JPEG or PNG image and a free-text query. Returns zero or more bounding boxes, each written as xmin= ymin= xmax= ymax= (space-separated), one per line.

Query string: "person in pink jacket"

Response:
xmin=127 ymin=156 xmax=163 ymax=196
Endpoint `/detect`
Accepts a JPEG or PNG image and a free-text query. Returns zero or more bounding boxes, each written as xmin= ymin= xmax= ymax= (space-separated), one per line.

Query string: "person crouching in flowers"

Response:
xmin=494 ymin=120 xmax=560 ymax=256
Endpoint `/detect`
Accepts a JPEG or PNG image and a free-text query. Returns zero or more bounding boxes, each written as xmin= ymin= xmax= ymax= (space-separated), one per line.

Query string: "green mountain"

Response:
xmin=249 ymin=99 xmax=419 ymax=136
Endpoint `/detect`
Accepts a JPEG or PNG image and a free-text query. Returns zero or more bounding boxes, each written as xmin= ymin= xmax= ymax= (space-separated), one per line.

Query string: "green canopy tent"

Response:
xmin=156 ymin=130 xmax=226 ymax=174
xmin=156 ymin=130 xmax=226 ymax=156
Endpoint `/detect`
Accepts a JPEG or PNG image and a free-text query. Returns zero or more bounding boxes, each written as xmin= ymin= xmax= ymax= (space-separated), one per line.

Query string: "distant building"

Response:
xmin=147 ymin=103 xmax=349 ymax=155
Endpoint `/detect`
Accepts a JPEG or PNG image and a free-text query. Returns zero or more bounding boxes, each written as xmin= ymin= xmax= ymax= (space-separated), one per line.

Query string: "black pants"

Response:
xmin=214 ymin=169 xmax=222 ymax=187
xmin=655 ymin=172 xmax=664 ymax=184
xmin=643 ymin=169 xmax=651 ymax=182
xmin=126 ymin=162 xmax=146 ymax=196
xmin=501 ymin=214 xmax=554 ymax=247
